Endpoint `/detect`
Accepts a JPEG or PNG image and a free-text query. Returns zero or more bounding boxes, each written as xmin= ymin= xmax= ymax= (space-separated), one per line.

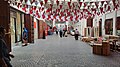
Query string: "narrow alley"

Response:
xmin=11 ymin=35 xmax=120 ymax=67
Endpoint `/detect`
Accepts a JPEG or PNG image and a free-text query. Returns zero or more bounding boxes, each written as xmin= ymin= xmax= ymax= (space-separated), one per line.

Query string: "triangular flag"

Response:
xmin=79 ymin=2 xmax=82 ymax=7
xmin=40 ymin=1 xmax=43 ymax=6
xmin=56 ymin=1 xmax=59 ymax=6
xmin=60 ymin=5 xmax=62 ymax=9
xmin=44 ymin=0 xmax=48 ymax=4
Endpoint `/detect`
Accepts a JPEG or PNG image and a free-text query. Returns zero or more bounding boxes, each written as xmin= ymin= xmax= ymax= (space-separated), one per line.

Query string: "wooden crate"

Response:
xmin=93 ymin=44 xmax=102 ymax=55
xmin=102 ymin=41 xmax=110 ymax=56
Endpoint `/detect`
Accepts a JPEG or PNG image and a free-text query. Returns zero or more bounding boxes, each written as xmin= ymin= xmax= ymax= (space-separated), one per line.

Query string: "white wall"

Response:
xmin=81 ymin=19 xmax=87 ymax=36
xmin=105 ymin=11 xmax=114 ymax=19
xmin=117 ymin=9 xmax=120 ymax=16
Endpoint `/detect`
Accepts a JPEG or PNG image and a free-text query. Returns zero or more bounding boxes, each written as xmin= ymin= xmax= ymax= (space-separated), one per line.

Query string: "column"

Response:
xmin=113 ymin=10 xmax=117 ymax=35
xmin=0 ymin=0 xmax=11 ymax=52
xmin=102 ymin=14 xmax=106 ymax=36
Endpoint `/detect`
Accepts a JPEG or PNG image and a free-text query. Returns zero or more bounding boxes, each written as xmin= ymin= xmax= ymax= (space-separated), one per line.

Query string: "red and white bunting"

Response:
xmin=44 ymin=0 xmax=48 ymax=4
xmin=42 ymin=13 xmax=45 ymax=19
xmin=56 ymin=0 xmax=59 ymax=6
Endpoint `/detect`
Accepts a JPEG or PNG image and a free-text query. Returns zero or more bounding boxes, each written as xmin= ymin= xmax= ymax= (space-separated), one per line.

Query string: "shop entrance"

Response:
xmin=105 ymin=19 xmax=113 ymax=35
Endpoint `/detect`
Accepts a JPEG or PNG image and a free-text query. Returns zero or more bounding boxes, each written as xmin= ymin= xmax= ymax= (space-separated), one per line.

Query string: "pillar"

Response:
xmin=113 ymin=10 xmax=117 ymax=35
xmin=0 ymin=0 xmax=11 ymax=52
xmin=102 ymin=14 xmax=106 ymax=36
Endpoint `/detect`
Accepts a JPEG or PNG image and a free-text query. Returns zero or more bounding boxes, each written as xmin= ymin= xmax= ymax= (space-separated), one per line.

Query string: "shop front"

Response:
xmin=10 ymin=7 xmax=24 ymax=44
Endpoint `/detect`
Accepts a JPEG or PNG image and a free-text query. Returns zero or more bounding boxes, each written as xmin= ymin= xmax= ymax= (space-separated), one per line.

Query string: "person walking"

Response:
xmin=74 ymin=29 xmax=79 ymax=40
xmin=0 ymin=26 xmax=14 ymax=67
xmin=63 ymin=28 xmax=67 ymax=37
xmin=22 ymin=27 xmax=28 ymax=46
xmin=59 ymin=25 xmax=63 ymax=38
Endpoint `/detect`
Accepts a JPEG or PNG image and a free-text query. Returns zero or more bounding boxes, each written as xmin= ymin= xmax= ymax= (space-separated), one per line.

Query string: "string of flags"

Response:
xmin=9 ymin=0 xmax=120 ymax=22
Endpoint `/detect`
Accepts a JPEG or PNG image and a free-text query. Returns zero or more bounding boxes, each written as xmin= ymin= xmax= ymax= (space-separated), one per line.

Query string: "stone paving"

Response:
xmin=11 ymin=34 xmax=120 ymax=67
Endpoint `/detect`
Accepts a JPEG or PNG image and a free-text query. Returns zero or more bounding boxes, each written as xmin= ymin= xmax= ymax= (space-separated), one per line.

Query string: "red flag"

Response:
xmin=22 ymin=7 xmax=26 ymax=12
xmin=74 ymin=11 xmax=77 ymax=15
xmin=42 ymin=13 xmax=45 ymax=19
xmin=69 ymin=6 xmax=71 ymax=9
xmin=56 ymin=1 xmax=59 ymax=6
xmin=90 ymin=2 xmax=93 ymax=4
xmin=53 ymin=15 xmax=56 ymax=19
xmin=15 ymin=2 xmax=17 ymax=5
xmin=70 ymin=16 xmax=73 ymax=21
xmin=38 ymin=15 xmax=40 ymax=18
xmin=46 ymin=8 xmax=50 ymax=13
xmin=84 ymin=3 xmax=87 ymax=7
xmin=68 ymin=2 xmax=71 ymax=7
xmin=104 ymin=4 xmax=107 ymax=9
xmin=30 ymin=9 xmax=33 ymax=14
xmin=112 ymin=0 xmax=116 ymax=7
xmin=40 ymin=1 xmax=43 ymax=6
xmin=65 ymin=16 xmax=68 ymax=21
xmin=97 ymin=12 xmax=100 ymax=16
xmin=25 ymin=0 xmax=28 ymax=3
xmin=95 ymin=2 xmax=98 ymax=8
xmin=75 ymin=15 xmax=79 ymax=20
xmin=44 ymin=0 xmax=48 ymax=4
xmin=66 ymin=9 xmax=68 ymax=12
xmin=34 ymin=6 xmax=36 ymax=10
xmin=57 ymin=9 xmax=60 ymax=12
xmin=67 ymin=12 xmax=71 ymax=16
xmin=50 ymin=4 xmax=53 ymax=8
xmin=60 ymin=5 xmax=62 ymax=9
xmin=50 ymin=8 xmax=52 ymax=12
xmin=48 ymin=14 xmax=51 ymax=19
xmin=79 ymin=2 xmax=82 ymax=7
xmin=72 ymin=3 xmax=75 ymax=8
xmin=100 ymin=7 xmax=103 ymax=13
xmin=107 ymin=6 xmax=111 ymax=11
xmin=101 ymin=1 xmax=104 ymax=6
xmin=17 ymin=3 xmax=21 ymax=8
xmin=60 ymin=11 xmax=64 ymax=16
xmin=60 ymin=16 xmax=62 ymax=21
xmin=20 ymin=0 xmax=23 ymax=3
xmin=41 ymin=7 xmax=44 ymax=11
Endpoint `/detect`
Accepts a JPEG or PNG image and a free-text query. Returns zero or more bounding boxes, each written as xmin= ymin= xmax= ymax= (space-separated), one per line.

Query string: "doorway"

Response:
xmin=99 ymin=19 xmax=102 ymax=36
xmin=105 ymin=19 xmax=113 ymax=35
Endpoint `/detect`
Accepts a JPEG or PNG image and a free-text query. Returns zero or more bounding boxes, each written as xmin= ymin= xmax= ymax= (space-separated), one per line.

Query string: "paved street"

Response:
xmin=11 ymin=35 xmax=120 ymax=67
